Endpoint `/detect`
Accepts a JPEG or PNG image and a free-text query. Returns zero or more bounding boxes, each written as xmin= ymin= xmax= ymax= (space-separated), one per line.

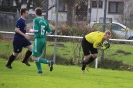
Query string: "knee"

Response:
xmin=32 ymin=56 xmax=37 ymax=61
xmin=92 ymin=54 xmax=98 ymax=59
xmin=84 ymin=55 xmax=91 ymax=61
xmin=28 ymin=45 xmax=32 ymax=51
xmin=13 ymin=53 xmax=18 ymax=57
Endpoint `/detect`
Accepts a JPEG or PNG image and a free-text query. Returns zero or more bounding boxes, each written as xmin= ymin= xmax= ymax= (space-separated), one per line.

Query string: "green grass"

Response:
xmin=0 ymin=40 xmax=80 ymax=62
xmin=0 ymin=41 xmax=12 ymax=53
xmin=46 ymin=42 xmax=133 ymax=66
xmin=102 ymin=43 xmax=133 ymax=65
xmin=0 ymin=59 xmax=133 ymax=88
xmin=46 ymin=41 xmax=76 ymax=59
xmin=1 ymin=40 xmax=133 ymax=66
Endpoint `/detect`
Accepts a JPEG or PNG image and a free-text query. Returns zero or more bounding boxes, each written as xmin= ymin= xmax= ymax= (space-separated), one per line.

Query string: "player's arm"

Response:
xmin=15 ymin=28 xmax=25 ymax=36
xmin=93 ymin=36 xmax=104 ymax=49
xmin=93 ymin=40 xmax=101 ymax=49
xmin=26 ymin=23 xmax=34 ymax=33
xmin=15 ymin=20 xmax=29 ymax=39
xmin=29 ymin=29 xmax=38 ymax=33
xmin=15 ymin=28 xmax=30 ymax=39
xmin=94 ymin=38 xmax=110 ymax=50
xmin=46 ymin=21 xmax=52 ymax=35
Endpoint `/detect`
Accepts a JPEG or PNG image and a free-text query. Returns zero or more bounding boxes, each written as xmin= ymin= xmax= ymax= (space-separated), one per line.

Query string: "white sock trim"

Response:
xmin=37 ymin=57 xmax=40 ymax=62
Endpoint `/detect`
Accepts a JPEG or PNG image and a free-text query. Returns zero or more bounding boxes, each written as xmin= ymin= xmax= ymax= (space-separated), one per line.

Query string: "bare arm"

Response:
xmin=15 ymin=28 xmax=30 ymax=39
xmin=96 ymin=46 xmax=101 ymax=49
xmin=29 ymin=29 xmax=38 ymax=33
xmin=26 ymin=25 xmax=38 ymax=33
xmin=15 ymin=28 xmax=25 ymax=36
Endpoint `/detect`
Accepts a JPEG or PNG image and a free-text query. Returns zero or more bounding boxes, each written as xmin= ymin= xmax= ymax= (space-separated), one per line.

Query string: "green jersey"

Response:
xmin=33 ymin=17 xmax=51 ymax=38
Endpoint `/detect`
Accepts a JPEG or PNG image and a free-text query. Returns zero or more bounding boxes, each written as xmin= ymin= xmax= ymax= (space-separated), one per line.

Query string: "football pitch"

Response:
xmin=1 ymin=41 xmax=133 ymax=66
xmin=0 ymin=59 xmax=133 ymax=88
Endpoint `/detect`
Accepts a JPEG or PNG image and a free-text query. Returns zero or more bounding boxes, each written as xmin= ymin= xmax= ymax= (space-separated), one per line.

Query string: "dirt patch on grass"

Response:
xmin=116 ymin=50 xmax=125 ymax=53
xmin=0 ymin=38 xmax=12 ymax=42
xmin=111 ymin=53 xmax=118 ymax=56
xmin=48 ymin=43 xmax=66 ymax=48
xmin=116 ymin=49 xmax=132 ymax=55
xmin=111 ymin=49 xmax=132 ymax=56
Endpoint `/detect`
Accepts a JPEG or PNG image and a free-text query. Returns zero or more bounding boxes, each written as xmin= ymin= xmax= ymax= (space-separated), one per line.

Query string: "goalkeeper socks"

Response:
xmin=86 ymin=56 xmax=95 ymax=64
xmin=22 ymin=50 xmax=32 ymax=62
xmin=6 ymin=54 xmax=16 ymax=65
xmin=81 ymin=60 xmax=86 ymax=70
xmin=35 ymin=61 xmax=42 ymax=72
xmin=37 ymin=58 xmax=50 ymax=64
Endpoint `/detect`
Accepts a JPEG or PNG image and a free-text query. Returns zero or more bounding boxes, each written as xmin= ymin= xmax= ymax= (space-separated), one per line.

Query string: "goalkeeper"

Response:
xmin=81 ymin=30 xmax=111 ymax=72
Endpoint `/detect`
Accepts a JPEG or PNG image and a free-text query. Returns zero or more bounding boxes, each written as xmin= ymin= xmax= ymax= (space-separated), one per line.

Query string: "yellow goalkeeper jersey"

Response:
xmin=85 ymin=31 xmax=104 ymax=48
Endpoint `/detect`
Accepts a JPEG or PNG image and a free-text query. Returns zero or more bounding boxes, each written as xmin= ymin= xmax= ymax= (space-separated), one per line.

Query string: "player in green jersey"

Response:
xmin=29 ymin=7 xmax=54 ymax=74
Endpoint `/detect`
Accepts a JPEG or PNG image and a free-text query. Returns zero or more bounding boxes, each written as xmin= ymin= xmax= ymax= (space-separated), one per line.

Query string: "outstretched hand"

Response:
xmin=101 ymin=41 xmax=110 ymax=50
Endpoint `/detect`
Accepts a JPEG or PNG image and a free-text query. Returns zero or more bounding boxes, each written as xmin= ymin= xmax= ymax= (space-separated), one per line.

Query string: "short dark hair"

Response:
xmin=20 ymin=8 xmax=28 ymax=15
xmin=35 ymin=7 xmax=42 ymax=16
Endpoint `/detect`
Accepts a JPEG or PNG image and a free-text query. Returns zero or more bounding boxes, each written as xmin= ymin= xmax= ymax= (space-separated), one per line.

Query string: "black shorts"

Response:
xmin=82 ymin=37 xmax=98 ymax=56
xmin=13 ymin=37 xmax=31 ymax=53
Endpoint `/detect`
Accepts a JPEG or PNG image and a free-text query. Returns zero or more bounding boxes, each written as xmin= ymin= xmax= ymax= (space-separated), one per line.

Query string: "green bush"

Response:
xmin=58 ymin=23 xmax=93 ymax=36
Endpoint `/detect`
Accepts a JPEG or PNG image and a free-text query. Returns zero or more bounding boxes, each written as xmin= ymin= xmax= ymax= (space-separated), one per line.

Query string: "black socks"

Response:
xmin=6 ymin=54 xmax=16 ymax=65
xmin=86 ymin=56 xmax=95 ymax=64
xmin=22 ymin=50 xmax=32 ymax=62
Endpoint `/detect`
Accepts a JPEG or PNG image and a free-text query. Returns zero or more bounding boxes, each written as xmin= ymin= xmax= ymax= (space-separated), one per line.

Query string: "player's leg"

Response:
xmin=22 ymin=39 xmax=32 ymax=66
xmin=83 ymin=45 xmax=98 ymax=72
xmin=81 ymin=37 xmax=91 ymax=71
xmin=86 ymin=54 xmax=98 ymax=64
xmin=82 ymin=55 xmax=91 ymax=71
xmin=32 ymin=38 xmax=43 ymax=73
xmin=35 ymin=61 xmax=42 ymax=73
xmin=36 ymin=57 xmax=54 ymax=71
xmin=32 ymin=38 xmax=54 ymax=72
xmin=38 ymin=38 xmax=54 ymax=71
xmin=40 ymin=38 xmax=54 ymax=71
xmin=6 ymin=39 xmax=22 ymax=69
xmin=86 ymin=45 xmax=98 ymax=64
xmin=32 ymin=55 xmax=42 ymax=73
xmin=84 ymin=53 xmax=98 ymax=72
xmin=6 ymin=53 xmax=19 ymax=69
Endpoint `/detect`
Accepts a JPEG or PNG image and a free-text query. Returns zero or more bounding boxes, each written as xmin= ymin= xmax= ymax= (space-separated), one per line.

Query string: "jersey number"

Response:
xmin=41 ymin=25 xmax=45 ymax=35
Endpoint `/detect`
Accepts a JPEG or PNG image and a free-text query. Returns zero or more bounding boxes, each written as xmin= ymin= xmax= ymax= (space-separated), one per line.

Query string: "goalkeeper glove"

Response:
xmin=102 ymin=41 xmax=110 ymax=49
xmin=101 ymin=45 xmax=107 ymax=50
xmin=104 ymin=42 xmax=110 ymax=49
xmin=105 ymin=43 xmax=110 ymax=48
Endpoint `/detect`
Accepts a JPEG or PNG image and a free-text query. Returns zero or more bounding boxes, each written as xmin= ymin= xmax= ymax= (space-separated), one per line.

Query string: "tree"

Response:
xmin=0 ymin=0 xmax=16 ymax=12
xmin=62 ymin=0 xmax=76 ymax=26
xmin=14 ymin=0 xmax=23 ymax=12
xmin=0 ymin=0 xmax=47 ymax=12
xmin=66 ymin=0 xmax=76 ymax=26
xmin=15 ymin=0 xmax=46 ymax=12
xmin=117 ymin=0 xmax=133 ymax=28
xmin=62 ymin=0 xmax=88 ymax=26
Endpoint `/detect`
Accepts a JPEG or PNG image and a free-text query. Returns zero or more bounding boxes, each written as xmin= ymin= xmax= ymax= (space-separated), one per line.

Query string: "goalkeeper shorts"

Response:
xmin=81 ymin=37 xmax=98 ymax=56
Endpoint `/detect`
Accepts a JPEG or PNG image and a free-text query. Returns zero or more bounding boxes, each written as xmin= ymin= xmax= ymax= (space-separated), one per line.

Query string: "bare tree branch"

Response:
xmin=15 ymin=0 xmax=24 ymax=12
xmin=27 ymin=0 xmax=32 ymax=10
xmin=48 ymin=4 xmax=56 ymax=10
